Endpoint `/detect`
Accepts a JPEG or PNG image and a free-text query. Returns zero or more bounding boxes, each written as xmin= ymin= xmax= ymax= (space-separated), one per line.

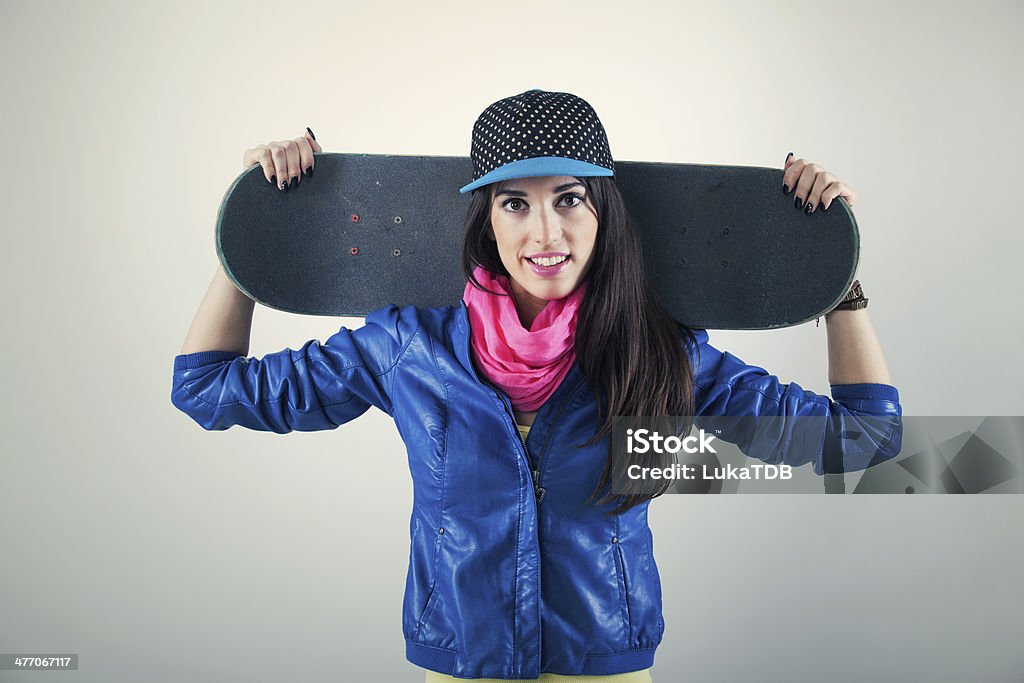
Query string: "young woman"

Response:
xmin=172 ymin=89 xmax=901 ymax=682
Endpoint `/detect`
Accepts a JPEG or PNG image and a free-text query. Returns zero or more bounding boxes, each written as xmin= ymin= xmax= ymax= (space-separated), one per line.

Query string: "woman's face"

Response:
xmin=488 ymin=175 xmax=598 ymax=327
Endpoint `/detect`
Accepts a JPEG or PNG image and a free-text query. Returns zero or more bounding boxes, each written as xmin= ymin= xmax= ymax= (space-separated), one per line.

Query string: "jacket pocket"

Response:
xmin=413 ymin=528 xmax=445 ymax=642
xmin=612 ymin=542 xmax=633 ymax=644
xmin=413 ymin=580 xmax=439 ymax=642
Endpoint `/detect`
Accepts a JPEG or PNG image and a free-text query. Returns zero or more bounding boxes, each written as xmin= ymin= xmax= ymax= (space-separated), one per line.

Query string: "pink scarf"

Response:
xmin=463 ymin=266 xmax=587 ymax=412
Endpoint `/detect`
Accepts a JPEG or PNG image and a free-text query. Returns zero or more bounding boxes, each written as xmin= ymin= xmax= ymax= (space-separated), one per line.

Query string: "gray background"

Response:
xmin=1 ymin=1 xmax=1022 ymax=681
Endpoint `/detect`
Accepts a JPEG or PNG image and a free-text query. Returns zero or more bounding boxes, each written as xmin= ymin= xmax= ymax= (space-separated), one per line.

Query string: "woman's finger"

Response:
xmin=242 ymin=145 xmax=279 ymax=185
xmin=256 ymin=147 xmax=276 ymax=184
xmin=820 ymin=181 xmax=842 ymax=211
xmin=782 ymin=155 xmax=803 ymax=194
xmin=242 ymin=144 xmax=270 ymax=174
xmin=294 ymin=134 xmax=313 ymax=179
xmin=241 ymin=145 xmax=260 ymax=170
xmin=306 ymin=127 xmax=322 ymax=154
xmin=283 ymin=139 xmax=302 ymax=189
xmin=805 ymin=171 xmax=834 ymax=215
xmin=792 ymin=162 xmax=819 ymax=209
xmin=270 ymin=143 xmax=290 ymax=192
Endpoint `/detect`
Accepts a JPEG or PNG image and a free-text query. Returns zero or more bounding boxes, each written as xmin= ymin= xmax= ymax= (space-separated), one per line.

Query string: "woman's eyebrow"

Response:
xmin=495 ymin=181 xmax=585 ymax=198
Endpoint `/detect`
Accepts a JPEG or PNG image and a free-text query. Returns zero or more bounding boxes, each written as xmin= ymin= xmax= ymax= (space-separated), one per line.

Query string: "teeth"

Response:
xmin=528 ymin=255 xmax=568 ymax=267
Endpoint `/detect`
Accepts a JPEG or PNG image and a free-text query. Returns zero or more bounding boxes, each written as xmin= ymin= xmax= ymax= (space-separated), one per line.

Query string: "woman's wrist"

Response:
xmin=819 ymin=280 xmax=868 ymax=325
xmin=824 ymin=306 xmax=867 ymax=323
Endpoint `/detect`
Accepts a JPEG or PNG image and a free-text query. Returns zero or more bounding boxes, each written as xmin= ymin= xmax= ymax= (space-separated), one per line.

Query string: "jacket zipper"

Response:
xmin=489 ymin=384 xmax=546 ymax=504
xmin=481 ymin=375 xmax=587 ymax=507
xmin=534 ymin=378 xmax=585 ymax=504
xmin=480 ymin=381 xmax=543 ymax=677
xmin=464 ymin=305 xmax=582 ymax=507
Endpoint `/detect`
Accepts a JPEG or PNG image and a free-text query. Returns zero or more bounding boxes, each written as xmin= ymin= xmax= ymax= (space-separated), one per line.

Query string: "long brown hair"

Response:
xmin=460 ymin=176 xmax=698 ymax=514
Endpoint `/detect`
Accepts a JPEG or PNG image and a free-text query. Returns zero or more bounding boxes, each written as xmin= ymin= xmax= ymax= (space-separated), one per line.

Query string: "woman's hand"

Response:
xmin=782 ymin=152 xmax=858 ymax=216
xmin=241 ymin=127 xmax=322 ymax=193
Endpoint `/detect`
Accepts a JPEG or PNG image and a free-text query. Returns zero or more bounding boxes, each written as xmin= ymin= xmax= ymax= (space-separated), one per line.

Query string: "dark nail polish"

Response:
xmin=782 ymin=184 xmax=789 ymax=195
xmin=306 ymin=126 xmax=316 ymax=141
xmin=280 ymin=179 xmax=288 ymax=192
xmin=305 ymin=165 xmax=313 ymax=177
xmin=271 ymin=175 xmax=276 ymax=186
xmin=805 ymin=202 xmax=813 ymax=214
xmin=290 ymin=176 xmax=298 ymax=189
xmin=795 ymin=196 xmax=803 ymax=209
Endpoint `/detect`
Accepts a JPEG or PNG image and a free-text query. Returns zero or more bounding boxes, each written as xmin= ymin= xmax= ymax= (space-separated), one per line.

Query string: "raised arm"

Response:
xmin=825 ymin=305 xmax=892 ymax=385
xmin=180 ymin=265 xmax=255 ymax=355
xmin=780 ymin=153 xmax=893 ymax=386
xmin=180 ymin=128 xmax=322 ymax=356
xmin=172 ymin=127 xmax=429 ymax=434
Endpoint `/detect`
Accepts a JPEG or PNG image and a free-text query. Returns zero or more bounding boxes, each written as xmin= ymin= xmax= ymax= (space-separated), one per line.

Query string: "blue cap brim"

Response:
xmin=459 ymin=156 xmax=614 ymax=194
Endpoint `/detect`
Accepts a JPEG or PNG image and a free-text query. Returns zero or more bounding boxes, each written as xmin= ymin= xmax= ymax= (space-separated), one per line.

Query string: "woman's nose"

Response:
xmin=529 ymin=210 xmax=563 ymax=245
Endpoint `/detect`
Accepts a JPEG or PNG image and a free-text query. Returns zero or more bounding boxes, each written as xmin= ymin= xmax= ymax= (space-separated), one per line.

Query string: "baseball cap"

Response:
xmin=459 ymin=89 xmax=615 ymax=194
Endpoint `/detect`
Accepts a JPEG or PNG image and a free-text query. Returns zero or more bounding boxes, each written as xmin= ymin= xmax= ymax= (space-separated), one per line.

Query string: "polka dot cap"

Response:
xmin=459 ymin=89 xmax=615 ymax=194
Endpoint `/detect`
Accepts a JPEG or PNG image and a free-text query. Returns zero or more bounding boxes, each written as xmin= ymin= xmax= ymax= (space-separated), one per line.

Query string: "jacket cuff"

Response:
xmin=829 ymin=382 xmax=900 ymax=403
xmin=173 ymin=350 xmax=243 ymax=371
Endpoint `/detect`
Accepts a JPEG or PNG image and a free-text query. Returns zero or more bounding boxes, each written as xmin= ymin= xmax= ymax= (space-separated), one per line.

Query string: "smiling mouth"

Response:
xmin=526 ymin=255 xmax=569 ymax=266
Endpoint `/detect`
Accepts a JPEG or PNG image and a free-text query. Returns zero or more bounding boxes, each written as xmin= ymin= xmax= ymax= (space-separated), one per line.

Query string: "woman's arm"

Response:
xmin=179 ymin=128 xmax=321 ymax=355
xmin=180 ymin=265 xmax=255 ymax=356
xmin=171 ymin=303 xmax=416 ymax=433
xmin=781 ymin=154 xmax=894 ymax=385
xmin=689 ymin=322 xmax=902 ymax=474
xmin=825 ymin=308 xmax=892 ymax=385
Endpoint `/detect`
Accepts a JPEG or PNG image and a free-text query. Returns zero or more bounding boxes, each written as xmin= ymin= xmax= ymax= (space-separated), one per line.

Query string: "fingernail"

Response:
xmin=805 ymin=202 xmax=813 ymax=215
xmin=795 ymin=196 xmax=803 ymax=209
xmin=782 ymin=183 xmax=789 ymax=195
xmin=290 ymin=176 xmax=298 ymax=189
xmin=305 ymin=165 xmax=313 ymax=177
xmin=787 ymin=151 xmax=793 ymax=160
xmin=306 ymin=126 xmax=316 ymax=141
xmin=271 ymin=175 xmax=276 ymax=186
xmin=280 ymin=179 xmax=288 ymax=192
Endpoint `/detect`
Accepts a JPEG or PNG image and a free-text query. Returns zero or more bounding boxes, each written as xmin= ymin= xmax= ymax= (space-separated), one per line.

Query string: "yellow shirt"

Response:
xmin=421 ymin=422 xmax=654 ymax=683
xmin=517 ymin=421 xmax=532 ymax=443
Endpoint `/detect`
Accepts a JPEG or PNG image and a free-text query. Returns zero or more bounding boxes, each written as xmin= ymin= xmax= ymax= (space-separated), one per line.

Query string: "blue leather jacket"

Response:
xmin=170 ymin=301 xmax=902 ymax=679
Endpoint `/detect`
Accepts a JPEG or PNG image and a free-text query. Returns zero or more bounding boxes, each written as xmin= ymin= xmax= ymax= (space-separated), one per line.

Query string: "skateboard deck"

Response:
xmin=216 ymin=153 xmax=859 ymax=329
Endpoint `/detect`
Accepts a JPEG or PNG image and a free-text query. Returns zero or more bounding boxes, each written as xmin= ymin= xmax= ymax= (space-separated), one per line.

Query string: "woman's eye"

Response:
xmin=500 ymin=193 xmax=584 ymax=212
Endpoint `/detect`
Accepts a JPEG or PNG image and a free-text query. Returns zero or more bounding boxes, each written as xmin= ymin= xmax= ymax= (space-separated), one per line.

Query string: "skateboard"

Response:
xmin=216 ymin=153 xmax=859 ymax=329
